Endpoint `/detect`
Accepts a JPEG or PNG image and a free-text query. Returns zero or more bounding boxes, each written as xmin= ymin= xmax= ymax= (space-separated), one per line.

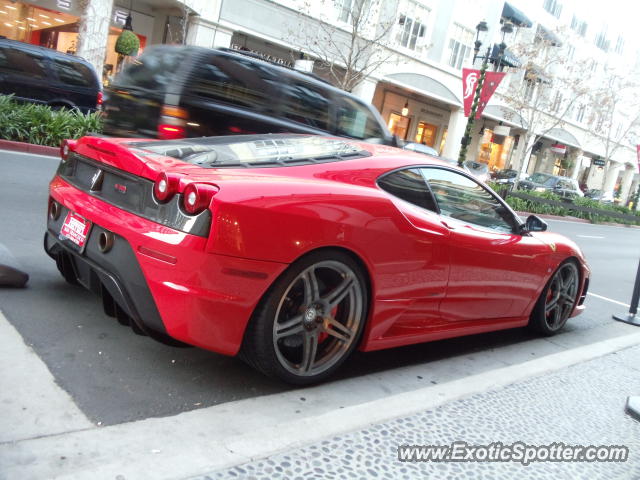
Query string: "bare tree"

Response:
xmin=584 ymin=67 xmax=640 ymax=195
xmin=289 ymin=0 xmax=397 ymax=91
xmin=498 ymin=28 xmax=590 ymax=183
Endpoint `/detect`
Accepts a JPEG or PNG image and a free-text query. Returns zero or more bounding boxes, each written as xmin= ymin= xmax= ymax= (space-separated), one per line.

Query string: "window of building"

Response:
xmin=566 ymin=44 xmax=575 ymax=60
xmin=420 ymin=168 xmax=516 ymax=233
xmin=595 ymin=29 xmax=610 ymax=52
xmin=543 ymin=0 xmax=563 ymax=18
xmin=614 ymin=35 xmax=624 ymax=55
xmin=448 ymin=23 xmax=474 ymax=69
xmin=335 ymin=0 xmax=367 ymax=24
xmin=575 ymin=104 xmax=586 ymax=123
xmin=523 ymin=78 xmax=536 ymax=102
xmin=551 ymin=91 xmax=563 ymax=113
xmin=395 ymin=0 xmax=430 ymax=51
xmin=570 ymin=15 xmax=587 ymax=36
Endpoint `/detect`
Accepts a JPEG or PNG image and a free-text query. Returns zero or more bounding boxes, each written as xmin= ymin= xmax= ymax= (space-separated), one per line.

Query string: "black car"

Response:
xmin=0 ymin=37 xmax=101 ymax=113
xmin=518 ymin=173 xmax=584 ymax=199
xmin=102 ymin=45 xmax=395 ymax=144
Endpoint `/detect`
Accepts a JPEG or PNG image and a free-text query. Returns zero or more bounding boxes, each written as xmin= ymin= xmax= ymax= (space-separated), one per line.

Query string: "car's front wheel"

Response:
xmin=529 ymin=260 xmax=580 ymax=335
xmin=241 ymin=250 xmax=368 ymax=385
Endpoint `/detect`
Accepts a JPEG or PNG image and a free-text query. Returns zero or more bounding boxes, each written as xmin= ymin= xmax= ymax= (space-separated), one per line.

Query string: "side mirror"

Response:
xmin=520 ymin=215 xmax=548 ymax=234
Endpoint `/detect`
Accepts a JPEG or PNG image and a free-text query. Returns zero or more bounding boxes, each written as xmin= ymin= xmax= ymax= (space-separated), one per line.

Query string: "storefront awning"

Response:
xmin=541 ymin=128 xmax=581 ymax=149
xmin=383 ymin=73 xmax=461 ymax=107
xmin=482 ymin=105 xmax=527 ymax=129
xmin=536 ymin=25 xmax=562 ymax=47
xmin=490 ymin=44 xmax=522 ymax=68
xmin=502 ymin=3 xmax=533 ymax=28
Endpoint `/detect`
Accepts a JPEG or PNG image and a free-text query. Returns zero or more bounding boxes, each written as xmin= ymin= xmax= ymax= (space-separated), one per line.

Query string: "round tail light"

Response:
xmin=60 ymin=139 xmax=77 ymax=161
xmin=182 ymin=183 xmax=218 ymax=215
xmin=153 ymin=172 xmax=182 ymax=203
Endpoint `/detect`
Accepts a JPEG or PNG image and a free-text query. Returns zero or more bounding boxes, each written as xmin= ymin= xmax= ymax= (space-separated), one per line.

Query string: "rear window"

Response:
xmin=114 ymin=48 xmax=183 ymax=90
xmin=191 ymin=55 xmax=280 ymax=110
xmin=0 ymin=47 xmax=47 ymax=78
xmin=52 ymin=59 xmax=96 ymax=87
xmin=129 ymin=135 xmax=369 ymax=168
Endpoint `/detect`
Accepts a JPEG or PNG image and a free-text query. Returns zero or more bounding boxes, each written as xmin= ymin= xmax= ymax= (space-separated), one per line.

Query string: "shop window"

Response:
xmin=387 ymin=112 xmax=411 ymax=140
xmin=0 ymin=48 xmax=46 ymax=78
xmin=415 ymin=122 xmax=438 ymax=147
xmin=52 ymin=59 xmax=96 ymax=87
xmin=282 ymin=82 xmax=330 ymax=131
xmin=395 ymin=0 xmax=429 ymax=51
xmin=335 ymin=97 xmax=385 ymax=139
xmin=448 ymin=24 xmax=473 ymax=69
xmin=377 ymin=168 xmax=437 ymax=212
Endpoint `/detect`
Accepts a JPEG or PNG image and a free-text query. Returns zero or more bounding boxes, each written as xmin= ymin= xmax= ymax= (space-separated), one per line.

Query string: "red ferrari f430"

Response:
xmin=45 ymin=134 xmax=589 ymax=384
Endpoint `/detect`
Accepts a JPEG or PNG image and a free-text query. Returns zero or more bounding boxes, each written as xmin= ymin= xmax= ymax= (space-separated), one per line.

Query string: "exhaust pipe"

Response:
xmin=98 ymin=231 xmax=114 ymax=253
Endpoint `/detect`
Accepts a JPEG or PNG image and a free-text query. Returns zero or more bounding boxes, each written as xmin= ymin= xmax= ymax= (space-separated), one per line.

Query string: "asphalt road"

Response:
xmin=1 ymin=150 xmax=638 ymax=426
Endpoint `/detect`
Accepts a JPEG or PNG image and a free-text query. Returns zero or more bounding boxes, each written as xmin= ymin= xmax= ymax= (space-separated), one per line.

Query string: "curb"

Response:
xmin=0 ymin=139 xmax=58 ymax=157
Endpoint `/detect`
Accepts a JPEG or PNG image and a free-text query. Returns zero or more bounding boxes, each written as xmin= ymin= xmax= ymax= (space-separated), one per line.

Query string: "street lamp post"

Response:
xmin=458 ymin=21 xmax=513 ymax=167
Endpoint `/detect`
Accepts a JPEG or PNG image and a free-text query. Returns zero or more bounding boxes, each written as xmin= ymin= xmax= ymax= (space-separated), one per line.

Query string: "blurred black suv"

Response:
xmin=0 ymin=38 xmax=101 ymax=113
xmin=102 ymin=45 xmax=395 ymax=144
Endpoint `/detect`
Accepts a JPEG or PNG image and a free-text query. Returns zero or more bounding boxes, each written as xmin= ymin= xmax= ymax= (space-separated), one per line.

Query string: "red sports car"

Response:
xmin=45 ymin=134 xmax=589 ymax=384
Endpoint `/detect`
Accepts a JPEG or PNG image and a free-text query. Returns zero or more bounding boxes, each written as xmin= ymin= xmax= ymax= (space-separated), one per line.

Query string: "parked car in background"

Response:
xmin=402 ymin=142 xmax=439 ymax=156
xmin=584 ymin=189 xmax=614 ymax=204
xmin=518 ymin=173 xmax=584 ymax=199
xmin=0 ymin=37 xmax=102 ymax=113
xmin=45 ymin=134 xmax=589 ymax=384
xmin=491 ymin=168 xmax=525 ymax=185
xmin=461 ymin=160 xmax=490 ymax=183
xmin=102 ymin=45 xmax=396 ymax=145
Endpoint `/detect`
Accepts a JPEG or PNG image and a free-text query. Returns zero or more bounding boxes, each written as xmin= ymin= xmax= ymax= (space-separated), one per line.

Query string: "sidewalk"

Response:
xmin=196 ymin=345 xmax=640 ymax=480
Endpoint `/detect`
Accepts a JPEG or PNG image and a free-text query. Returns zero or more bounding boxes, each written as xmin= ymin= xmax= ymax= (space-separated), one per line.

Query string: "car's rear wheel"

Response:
xmin=241 ymin=250 xmax=368 ymax=385
xmin=529 ymin=260 xmax=579 ymax=335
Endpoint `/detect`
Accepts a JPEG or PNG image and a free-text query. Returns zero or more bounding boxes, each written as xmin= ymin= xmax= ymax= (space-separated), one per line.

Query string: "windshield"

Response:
xmin=528 ymin=173 xmax=555 ymax=186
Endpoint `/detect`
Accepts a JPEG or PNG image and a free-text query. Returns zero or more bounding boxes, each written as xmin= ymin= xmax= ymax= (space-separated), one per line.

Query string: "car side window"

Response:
xmin=114 ymin=49 xmax=182 ymax=90
xmin=281 ymin=81 xmax=330 ymax=131
xmin=191 ymin=56 xmax=277 ymax=110
xmin=53 ymin=59 xmax=95 ymax=87
xmin=377 ymin=168 xmax=438 ymax=212
xmin=335 ymin=96 xmax=386 ymax=140
xmin=420 ymin=168 xmax=516 ymax=233
xmin=0 ymin=47 xmax=46 ymax=78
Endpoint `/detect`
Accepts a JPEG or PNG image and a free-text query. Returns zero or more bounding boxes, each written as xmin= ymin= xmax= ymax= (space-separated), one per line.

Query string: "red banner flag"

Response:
xmin=462 ymin=68 xmax=480 ymax=117
xmin=475 ymin=71 xmax=506 ymax=119
xmin=636 ymin=145 xmax=640 ymax=172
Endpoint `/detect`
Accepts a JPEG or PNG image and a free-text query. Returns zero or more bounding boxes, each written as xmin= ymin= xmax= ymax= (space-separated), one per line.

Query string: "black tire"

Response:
xmin=528 ymin=260 xmax=580 ymax=336
xmin=241 ymin=250 xmax=369 ymax=385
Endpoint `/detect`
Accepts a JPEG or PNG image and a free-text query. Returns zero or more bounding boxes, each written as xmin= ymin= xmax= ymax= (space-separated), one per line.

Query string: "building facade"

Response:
xmin=3 ymin=0 xmax=637 ymax=204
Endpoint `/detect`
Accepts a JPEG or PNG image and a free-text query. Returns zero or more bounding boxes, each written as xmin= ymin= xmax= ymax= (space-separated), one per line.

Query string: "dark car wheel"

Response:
xmin=529 ymin=260 xmax=580 ymax=335
xmin=241 ymin=250 xmax=368 ymax=385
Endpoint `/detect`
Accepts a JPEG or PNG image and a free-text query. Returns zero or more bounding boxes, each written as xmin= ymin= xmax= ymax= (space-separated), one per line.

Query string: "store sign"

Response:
xmin=57 ymin=0 xmax=72 ymax=10
xmin=113 ymin=10 xmax=128 ymax=26
xmin=550 ymin=143 xmax=566 ymax=154
xmin=461 ymin=69 xmax=506 ymax=119
xmin=593 ymin=158 xmax=606 ymax=167
xmin=230 ymin=44 xmax=292 ymax=68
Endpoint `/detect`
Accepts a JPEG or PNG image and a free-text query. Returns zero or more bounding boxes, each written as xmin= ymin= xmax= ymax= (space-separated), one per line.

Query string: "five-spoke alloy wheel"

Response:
xmin=529 ymin=260 xmax=580 ymax=335
xmin=242 ymin=251 xmax=368 ymax=385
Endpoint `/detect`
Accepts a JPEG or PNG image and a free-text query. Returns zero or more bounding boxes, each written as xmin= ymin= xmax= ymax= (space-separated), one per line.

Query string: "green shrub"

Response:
xmin=0 ymin=95 xmax=102 ymax=147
